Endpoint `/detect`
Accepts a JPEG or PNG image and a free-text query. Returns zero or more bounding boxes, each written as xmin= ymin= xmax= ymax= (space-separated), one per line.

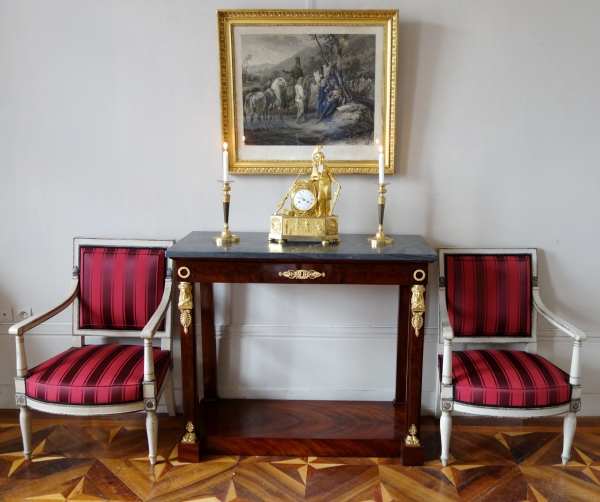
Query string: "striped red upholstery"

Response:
xmin=445 ymin=254 xmax=531 ymax=337
xmin=79 ymin=247 xmax=166 ymax=330
xmin=439 ymin=350 xmax=571 ymax=407
xmin=25 ymin=345 xmax=171 ymax=405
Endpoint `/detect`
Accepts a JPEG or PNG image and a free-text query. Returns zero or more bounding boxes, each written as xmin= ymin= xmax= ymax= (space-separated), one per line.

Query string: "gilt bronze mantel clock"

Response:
xmin=269 ymin=146 xmax=341 ymax=245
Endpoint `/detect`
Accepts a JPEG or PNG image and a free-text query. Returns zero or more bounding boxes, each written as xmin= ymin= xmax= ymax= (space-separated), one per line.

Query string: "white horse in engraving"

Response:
xmin=244 ymin=91 xmax=269 ymax=130
xmin=266 ymin=76 xmax=291 ymax=125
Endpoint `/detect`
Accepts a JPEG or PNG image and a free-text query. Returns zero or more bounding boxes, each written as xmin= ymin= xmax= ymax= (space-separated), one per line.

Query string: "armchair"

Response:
xmin=438 ymin=248 xmax=585 ymax=467
xmin=9 ymin=238 xmax=176 ymax=465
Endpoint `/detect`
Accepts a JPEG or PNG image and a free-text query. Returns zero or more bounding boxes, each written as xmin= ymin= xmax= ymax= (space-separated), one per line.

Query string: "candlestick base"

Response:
xmin=368 ymin=225 xmax=394 ymax=246
xmin=213 ymin=224 xmax=240 ymax=245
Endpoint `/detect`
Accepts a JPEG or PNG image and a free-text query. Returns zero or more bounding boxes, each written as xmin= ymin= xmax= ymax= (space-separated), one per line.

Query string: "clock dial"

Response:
xmin=292 ymin=189 xmax=315 ymax=211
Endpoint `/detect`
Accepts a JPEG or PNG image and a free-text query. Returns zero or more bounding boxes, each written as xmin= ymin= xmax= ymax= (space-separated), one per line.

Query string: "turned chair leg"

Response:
xmin=146 ymin=410 xmax=158 ymax=465
xmin=164 ymin=373 xmax=176 ymax=417
xmin=440 ymin=410 xmax=452 ymax=466
xmin=19 ymin=405 xmax=32 ymax=460
xmin=562 ymin=411 xmax=577 ymax=465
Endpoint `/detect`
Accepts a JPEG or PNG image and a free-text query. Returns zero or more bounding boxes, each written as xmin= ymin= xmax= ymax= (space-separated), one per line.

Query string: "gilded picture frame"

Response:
xmin=217 ymin=9 xmax=398 ymax=174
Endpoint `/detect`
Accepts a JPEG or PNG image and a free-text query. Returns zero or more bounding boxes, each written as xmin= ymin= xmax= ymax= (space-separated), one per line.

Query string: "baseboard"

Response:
xmin=217 ymin=387 xmax=396 ymax=401
xmin=1 ymin=323 xmax=600 ymax=416
xmin=1 ymin=385 xmax=598 ymax=418
xmin=580 ymin=394 xmax=600 ymax=416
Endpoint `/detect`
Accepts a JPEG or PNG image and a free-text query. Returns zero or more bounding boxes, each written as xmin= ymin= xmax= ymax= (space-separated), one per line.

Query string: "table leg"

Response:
xmin=177 ymin=280 xmax=200 ymax=462
xmin=394 ymin=284 xmax=410 ymax=405
xmin=402 ymin=272 xmax=428 ymax=466
xmin=199 ymin=282 xmax=219 ymax=402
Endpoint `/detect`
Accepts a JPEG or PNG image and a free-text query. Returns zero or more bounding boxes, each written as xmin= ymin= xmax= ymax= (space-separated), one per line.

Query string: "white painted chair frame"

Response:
xmin=437 ymin=248 xmax=586 ymax=467
xmin=9 ymin=238 xmax=176 ymax=465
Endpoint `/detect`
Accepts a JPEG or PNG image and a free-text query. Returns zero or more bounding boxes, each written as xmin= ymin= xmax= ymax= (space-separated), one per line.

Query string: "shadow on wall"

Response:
xmin=396 ymin=21 xmax=444 ymax=241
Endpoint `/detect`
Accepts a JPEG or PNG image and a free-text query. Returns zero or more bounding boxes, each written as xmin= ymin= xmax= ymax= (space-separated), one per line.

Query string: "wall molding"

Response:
xmin=0 ymin=322 xmax=599 ymax=416
xmin=2 ymin=322 xmax=600 ymax=341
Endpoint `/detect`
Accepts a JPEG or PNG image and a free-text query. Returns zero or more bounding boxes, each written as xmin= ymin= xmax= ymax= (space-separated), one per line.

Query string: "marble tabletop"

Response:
xmin=166 ymin=232 xmax=437 ymax=262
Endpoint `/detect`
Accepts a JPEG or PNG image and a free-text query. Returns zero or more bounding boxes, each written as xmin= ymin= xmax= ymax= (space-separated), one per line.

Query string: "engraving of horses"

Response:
xmin=244 ymin=91 xmax=269 ymax=130
xmin=267 ymin=76 xmax=292 ymax=125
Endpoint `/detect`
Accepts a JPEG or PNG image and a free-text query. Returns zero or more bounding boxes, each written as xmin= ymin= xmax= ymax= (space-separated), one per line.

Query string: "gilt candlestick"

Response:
xmin=367 ymin=183 xmax=394 ymax=246
xmin=213 ymin=180 xmax=240 ymax=245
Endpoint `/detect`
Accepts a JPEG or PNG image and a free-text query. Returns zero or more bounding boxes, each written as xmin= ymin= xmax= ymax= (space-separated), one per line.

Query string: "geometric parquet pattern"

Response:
xmin=0 ymin=412 xmax=599 ymax=501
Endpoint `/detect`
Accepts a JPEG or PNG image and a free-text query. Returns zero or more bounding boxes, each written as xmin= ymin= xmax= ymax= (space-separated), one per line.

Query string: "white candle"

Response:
xmin=378 ymin=146 xmax=385 ymax=184
xmin=222 ymin=142 xmax=229 ymax=182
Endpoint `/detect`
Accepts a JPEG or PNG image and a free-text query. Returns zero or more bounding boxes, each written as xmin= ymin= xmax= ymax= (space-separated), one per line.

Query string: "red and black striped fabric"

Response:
xmin=445 ymin=254 xmax=531 ymax=337
xmin=25 ymin=344 xmax=171 ymax=405
xmin=438 ymin=350 xmax=571 ymax=407
xmin=79 ymin=247 xmax=166 ymax=330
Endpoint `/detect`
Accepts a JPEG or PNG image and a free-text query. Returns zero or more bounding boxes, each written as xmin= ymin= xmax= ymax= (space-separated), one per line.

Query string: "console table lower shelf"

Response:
xmin=178 ymin=400 xmax=425 ymax=465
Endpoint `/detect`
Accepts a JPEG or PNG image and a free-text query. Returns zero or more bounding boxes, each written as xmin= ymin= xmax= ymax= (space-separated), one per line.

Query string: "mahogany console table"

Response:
xmin=166 ymin=232 xmax=437 ymax=466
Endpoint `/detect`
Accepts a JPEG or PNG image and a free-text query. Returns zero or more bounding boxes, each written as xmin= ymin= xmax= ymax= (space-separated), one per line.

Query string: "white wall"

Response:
xmin=1 ymin=0 xmax=599 ymax=414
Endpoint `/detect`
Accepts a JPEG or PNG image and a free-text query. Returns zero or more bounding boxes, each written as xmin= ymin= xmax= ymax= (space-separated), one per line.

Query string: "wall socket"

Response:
xmin=17 ymin=309 xmax=33 ymax=321
xmin=0 ymin=308 xmax=33 ymax=323
xmin=0 ymin=308 xmax=13 ymax=323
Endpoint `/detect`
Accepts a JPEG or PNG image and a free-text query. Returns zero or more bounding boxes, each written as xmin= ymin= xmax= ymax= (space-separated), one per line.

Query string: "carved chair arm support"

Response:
xmin=141 ymin=270 xmax=172 ymax=383
xmin=438 ymin=288 xmax=454 ymax=386
xmin=141 ymin=269 xmax=172 ymax=340
xmin=10 ymin=272 xmax=79 ymax=378
xmin=441 ymin=338 xmax=454 ymax=386
xmin=438 ymin=288 xmax=455 ymax=341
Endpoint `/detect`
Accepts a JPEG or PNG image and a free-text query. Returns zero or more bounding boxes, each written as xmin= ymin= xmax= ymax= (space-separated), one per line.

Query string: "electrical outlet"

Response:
xmin=0 ymin=307 xmax=13 ymax=323
xmin=17 ymin=309 xmax=33 ymax=321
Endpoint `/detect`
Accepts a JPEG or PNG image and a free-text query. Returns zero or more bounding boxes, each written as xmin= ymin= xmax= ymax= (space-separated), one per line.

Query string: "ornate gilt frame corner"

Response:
xmin=217 ymin=9 xmax=399 ymax=175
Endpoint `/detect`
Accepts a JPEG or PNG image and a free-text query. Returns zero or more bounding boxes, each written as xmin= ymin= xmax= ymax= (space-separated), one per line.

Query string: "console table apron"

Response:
xmin=166 ymin=232 xmax=437 ymax=466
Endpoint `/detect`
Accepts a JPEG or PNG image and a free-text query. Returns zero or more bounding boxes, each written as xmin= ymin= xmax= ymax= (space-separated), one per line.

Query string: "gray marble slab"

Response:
xmin=166 ymin=232 xmax=437 ymax=262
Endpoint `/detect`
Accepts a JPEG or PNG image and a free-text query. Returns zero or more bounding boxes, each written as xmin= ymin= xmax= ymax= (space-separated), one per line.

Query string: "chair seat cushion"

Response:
xmin=25 ymin=344 xmax=171 ymax=405
xmin=439 ymin=350 xmax=571 ymax=407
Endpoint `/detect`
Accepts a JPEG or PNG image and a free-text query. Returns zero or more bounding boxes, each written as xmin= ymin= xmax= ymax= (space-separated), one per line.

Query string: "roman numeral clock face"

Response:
xmin=292 ymin=189 xmax=316 ymax=212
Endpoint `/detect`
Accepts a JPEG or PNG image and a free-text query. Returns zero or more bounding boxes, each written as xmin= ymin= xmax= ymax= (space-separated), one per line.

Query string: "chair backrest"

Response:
xmin=72 ymin=238 xmax=174 ymax=343
xmin=439 ymin=248 xmax=537 ymax=344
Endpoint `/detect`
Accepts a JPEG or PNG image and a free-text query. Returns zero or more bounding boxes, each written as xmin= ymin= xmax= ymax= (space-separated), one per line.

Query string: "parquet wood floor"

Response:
xmin=0 ymin=411 xmax=598 ymax=501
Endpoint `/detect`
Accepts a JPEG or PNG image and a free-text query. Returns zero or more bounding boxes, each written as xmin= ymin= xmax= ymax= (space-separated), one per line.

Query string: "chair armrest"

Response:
xmin=12 ymin=268 xmax=79 ymax=378
xmin=438 ymin=288 xmax=454 ymax=341
xmin=532 ymin=289 xmax=586 ymax=342
xmin=141 ymin=269 xmax=173 ymax=340
xmin=9 ymin=270 xmax=79 ymax=336
xmin=533 ymin=288 xmax=585 ymax=386
xmin=142 ymin=270 xmax=172 ymax=383
xmin=438 ymin=287 xmax=454 ymax=387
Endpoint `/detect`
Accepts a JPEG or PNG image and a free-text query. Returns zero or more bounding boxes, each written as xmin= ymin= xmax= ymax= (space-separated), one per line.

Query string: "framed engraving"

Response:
xmin=218 ymin=9 xmax=398 ymax=174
